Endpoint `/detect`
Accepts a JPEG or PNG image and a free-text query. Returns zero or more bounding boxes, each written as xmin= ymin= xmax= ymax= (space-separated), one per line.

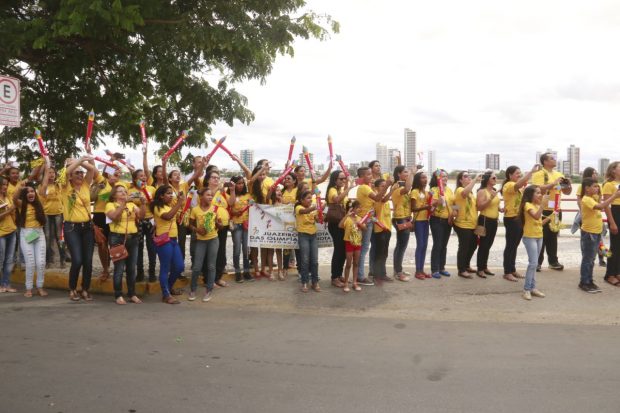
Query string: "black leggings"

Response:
xmin=476 ymin=216 xmax=498 ymax=271
xmin=454 ymin=225 xmax=477 ymax=272
xmin=538 ymin=210 xmax=562 ymax=266
xmin=503 ymin=217 xmax=523 ymax=274
xmin=328 ymin=222 xmax=346 ymax=280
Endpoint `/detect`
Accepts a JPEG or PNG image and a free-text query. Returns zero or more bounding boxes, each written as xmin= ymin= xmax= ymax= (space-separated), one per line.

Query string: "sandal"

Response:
xmin=81 ymin=290 xmax=93 ymax=301
xmin=503 ymin=274 xmax=518 ymax=282
xmin=279 ymin=271 xmax=286 ymax=281
xmin=116 ymin=296 xmax=127 ymax=305
xmin=466 ymin=267 xmax=476 ymax=273
xmin=129 ymin=296 xmax=142 ymax=304
xmin=300 ymin=283 xmax=309 ymax=293
xmin=331 ymin=279 xmax=345 ymax=288
xmin=36 ymin=288 xmax=48 ymax=297
xmin=215 ymin=280 xmax=228 ymax=287
xmin=476 ymin=271 xmax=487 ymax=279
xmin=5 ymin=286 xmax=17 ymax=293
xmin=414 ymin=272 xmax=426 ymax=280
xmin=162 ymin=296 xmax=180 ymax=304
xmin=458 ymin=272 xmax=473 ymax=279
xmin=69 ymin=290 xmax=81 ymax=301
xmin=343 ymin=286 xmax=350 ymax=293
xmin=604 ymin=276 xmax=620 ymax=286
xmin=311 ymin=283 xmax=321 ymax=292
xmin=23 ymin=290 xmax=33 ymax=298
xmin=353 ymin=284 xmax=361 ymax=291
xmin=513 ymin=272 xmax=525 ymax=279
xmin=396 ymin=274 xmax=411 ymax=282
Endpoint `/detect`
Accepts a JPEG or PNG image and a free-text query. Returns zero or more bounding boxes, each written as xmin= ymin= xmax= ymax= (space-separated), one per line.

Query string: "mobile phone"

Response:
xmin=398 ymin=181 xmax=405 ymax=187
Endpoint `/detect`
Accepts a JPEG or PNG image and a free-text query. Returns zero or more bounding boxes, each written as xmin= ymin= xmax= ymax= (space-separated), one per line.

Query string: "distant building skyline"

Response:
xmin=599 ymin=158 xmax=610 ymax=176
xmin=567 ymin=144 xmax=580 ymax=176
xmin=485 ymin=153 xmax=500 ymax=170
xmin=428 ymin=150 xmax=436 ymax=172
xmin=403 ymin=128 xmax=416 ymax=169
xmin=240 ymin=149 xmax=254 ymax=170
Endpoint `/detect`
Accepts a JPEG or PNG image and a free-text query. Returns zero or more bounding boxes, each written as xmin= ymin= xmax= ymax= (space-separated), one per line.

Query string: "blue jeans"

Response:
xmin=414 ymin=220 xmax=429 ymax=272
xmin=580 ymin=231 xmax=600 ymax=285
xmin=155 ymin=238 xmax=185 ymax=298
xmin=109 ymin=233 xmax=139 ymax=298
xmin=232 ymin=224 xmax=250 ymax=275
xmin=64 ymin=221 xmax=95 ymax=291
xmin=192 ymin=238 xmax=219 ymax=292
xmin=392 ymin=218 xmax=411 ymax=274
xmin=20 ymin=227 xmax=46 ymax=290
xmin=357 ymin=222 xmax=374 ymax=281
xmin=522 ymin=237 xmax=542 ymax=291
xmin=0 ymin=231 xmax=16 ymax=287
xmin=429 ymin=217 xmax=451 ymax=273
xmin=298 ymin=232 xmax=319 ymax=284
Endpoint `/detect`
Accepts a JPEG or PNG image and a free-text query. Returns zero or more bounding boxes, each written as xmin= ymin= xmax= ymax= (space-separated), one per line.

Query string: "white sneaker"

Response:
xmin=188 ymin=292 xmax=196 ymax=301
xmin=202 ymin=290 xmax=212 ymax=302
xmin=531 ymin=289 xmax=545 ymax=298
xmin=522 ymin=290 xmax=532 ymax=301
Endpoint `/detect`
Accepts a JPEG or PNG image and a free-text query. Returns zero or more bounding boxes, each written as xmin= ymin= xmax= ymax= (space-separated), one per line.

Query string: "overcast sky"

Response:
xmin=125 ymin=0 xmax=620 ymax=172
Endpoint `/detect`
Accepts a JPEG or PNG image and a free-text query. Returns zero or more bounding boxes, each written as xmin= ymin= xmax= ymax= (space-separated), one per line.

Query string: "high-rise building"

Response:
xmin=239 ymin=149 xmax=254 ymax=169
xmin=561 ymin=160 xmax=571 ymax=176
xmin=567 ymin=144 xmax=580 ymax=176
xmin=599 ymin=158 xmax=610 ymax=176
xmin=404 ymin=128 xmax=416 ymax=168
xmin=428 ymin=150 xmax=436 ymax=172
xmin=376 ymin=143 xmax=388 ymax=167
xmin=298 ymin=152 xmax=314 ymax=169
xmin=485 ymin=153 xmax=500 ymax=170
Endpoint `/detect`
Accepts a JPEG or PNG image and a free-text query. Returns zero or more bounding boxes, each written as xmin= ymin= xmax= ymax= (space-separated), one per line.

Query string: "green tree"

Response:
xmin=0 ymin=0 xmax=338 ymax=169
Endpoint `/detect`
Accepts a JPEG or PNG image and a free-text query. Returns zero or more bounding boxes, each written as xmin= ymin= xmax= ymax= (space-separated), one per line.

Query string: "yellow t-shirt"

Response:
xmin=41 ymin=184 xmax=63 ymax=215
xmin=231 ymin=193 xmax=252 ymax=224
xmin=581 ymin=196 xmax=603 ymax=234
xmin=61 ymin=184 xmax=92 ymax=223
xmin=602 ymin=181 xmax=620 ymax=206
xmin=93 ymin=176 xmax=129 ymax=213
xmin=532 ymin=169 xmax=564 ymax=211
xmin=523 ymin=202 xmax=543 ymax=238
xmin=327 ymin=187 xmax=348 ymax=209
xmin=411 ymin=188 xmax=429 ymax=221
xmin=373 ymin=200 xmax=392 ymax=233
xmin=431 ymin=186 xmax=453 ymax=219
xmin=343 ymin=216 xmax=362 ymax=245
xmin=190 ymin=204 xmax=220 ymax=241
xmin=212 ymin=190 xmax=231 ymax=226
xmin=295 ymin=204 xmax=316 ymax=234
xmin=282 ymin=187 xmax=297 ymax=205
xmin=356 ymin=184 xmax=375 ymax=218
xmin=24 ymin=204 xmax=43 ymax=228
xmin=502 ymin=182 xmax=522 ymax=218
xmin=453 ymin=187 xmax=477 ymax=229
xmin=154 ymin=205 xmax=178 ymax=237
xmin=0 ymin=197 xmax=16 ymax=236
xmin=480 ymin=189 xmax=500 ymax=219
xmin=126 ymin=183 xmax=155 ymax=219
xmin=261 ymin=177 xmax=274 ymax=200
xmin=391 ymin=187 xmax=411 ymax=219
xmin=576 ymin=184 xmax=600 ymax=202
xmin=105 ymin=202 xmax=139 ymax=234
xmin=7 ymin=182 xmax=18 ymax=200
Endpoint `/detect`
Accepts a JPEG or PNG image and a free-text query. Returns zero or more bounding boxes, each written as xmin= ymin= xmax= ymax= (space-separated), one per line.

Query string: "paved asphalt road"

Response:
xmin=2 ymin=287 xmax=620 ymax=413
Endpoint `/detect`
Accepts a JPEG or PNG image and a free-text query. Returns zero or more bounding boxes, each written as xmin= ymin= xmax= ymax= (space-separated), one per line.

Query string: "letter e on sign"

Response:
xmin=0 ymin=76 xmax=20 ymax=127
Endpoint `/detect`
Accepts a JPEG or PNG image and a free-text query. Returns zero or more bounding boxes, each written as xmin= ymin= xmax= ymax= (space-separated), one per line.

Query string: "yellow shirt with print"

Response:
xmin=212 ymin=190 xmax=231 ymax=226
xmin=532 ymin=169 xmax=564 ymax=211
xmin=295 ymin=204 xmax=317 ymax=235
xmin=0 ymin=197 xmax=16 ymax=236
xmin=431 ymin=186 xmax=453 ymax=219
xmin=231 ymin=193 xmax=252 ymax=224
xmin=453 ymin=187 xmax=477 ymax=229
xmin=282 ymin=187 xmax=297 ymax=205
xmin=373 ymin=200 xmax=392 ymax=233
xmin=41 ymin=184 xmax=63 ymax=215
xmin=411 ymin=189 xmax=429 ymax=221
xmin=61 ymin=184 xmax=91 ymax=223
xmin=391 ymin=187 xmax=411 ymax=220
xmin=327 ymin=187 xmax=348 ymax=208
xmin=190 ymin=205 xmax=220 ymax=241
xmin=24 ymin=204 xmax=43 ymax=228
xmin=343 ymin=216 xmax=362 ymax=245
xmin=126 ymin=183 xmax=156 ymax=219
xmin=523 ymin=202 xmax=543 ymax=238
xmin=154 ymin=205 xmax=178 ymax=237
xmin=602 ymin=181 xmax=620 ymax=206
xmin=502 ymin=182 xmax=522 ymax=218
xmin=480 ymin=189 xmax=500 ymax=219
xmin=580 ymin=196 xmax=603 ymax=234
xmin=356 ymin=184 xmax=374 ymax=217
xmin=105 ymin=202 xmax=139 ymax=234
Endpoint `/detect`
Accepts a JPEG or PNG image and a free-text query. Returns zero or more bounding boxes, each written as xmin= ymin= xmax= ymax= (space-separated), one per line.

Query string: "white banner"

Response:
xmin=248 ymin=204 xmax=333 ymax=249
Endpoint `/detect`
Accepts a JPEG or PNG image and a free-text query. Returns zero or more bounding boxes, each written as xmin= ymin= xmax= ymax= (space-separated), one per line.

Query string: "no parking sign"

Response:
xmin=0 ymin=76 xmax=20 ymax=127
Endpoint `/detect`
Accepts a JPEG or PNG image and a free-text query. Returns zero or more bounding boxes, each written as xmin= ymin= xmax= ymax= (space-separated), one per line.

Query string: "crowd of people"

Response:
xmin=0 ymin=138 xmax=619 ymax=303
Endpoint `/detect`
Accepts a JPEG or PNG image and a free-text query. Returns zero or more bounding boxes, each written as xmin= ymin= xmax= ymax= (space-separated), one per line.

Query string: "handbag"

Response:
xmin=325 ymin=203 xmax=345 ymax=224
xmin=110 ymin=208 xmax=129 ymax=263
xmin=474 ymin=216 xmax=487 ymax=237
xmin=153 ymin=218 xmax=174 ymax=247
xmin=25 ymin=230 xmax=40 ymax=244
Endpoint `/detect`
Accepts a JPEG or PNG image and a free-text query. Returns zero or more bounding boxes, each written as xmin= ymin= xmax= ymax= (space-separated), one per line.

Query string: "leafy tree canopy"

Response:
xmin=0 ymin=0 xmax=338 ymax=169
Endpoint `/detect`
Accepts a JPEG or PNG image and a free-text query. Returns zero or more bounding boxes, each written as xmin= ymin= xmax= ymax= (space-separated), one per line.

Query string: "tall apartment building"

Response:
xmin=567 ymin=144 xmax=580 ymax=176
xmin=485 ymin=153 xmax=500 ymax=170
xmin=428 ymin=150 xmax=436 ymax=172
xmin=239 ymin=149 xmax=254 ymax=169
xmin=599 ymin=158 xmax=610 ymax=176
xmin=376 ymin=143 xmax=388 ymax=167
xmin=403 ymin=128 xmax=416 ymax=168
